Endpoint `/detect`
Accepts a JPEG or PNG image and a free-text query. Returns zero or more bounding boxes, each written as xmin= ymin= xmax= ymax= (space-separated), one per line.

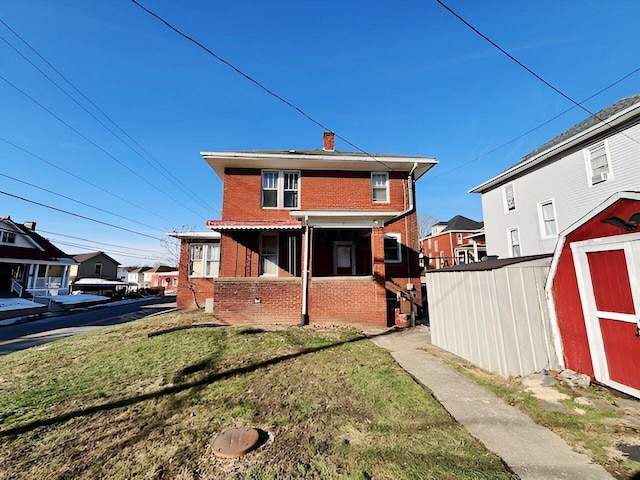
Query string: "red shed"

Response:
xmin=547 ymin=191 xmax=640 ymax=399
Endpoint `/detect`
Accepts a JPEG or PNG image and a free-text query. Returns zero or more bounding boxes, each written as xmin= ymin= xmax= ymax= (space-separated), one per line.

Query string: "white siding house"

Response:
xmin=470 ymin=94 xmax=640 ymax=258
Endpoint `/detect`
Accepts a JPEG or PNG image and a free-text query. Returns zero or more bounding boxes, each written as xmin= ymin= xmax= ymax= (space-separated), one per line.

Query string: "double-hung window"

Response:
xmin=1 ymin=231 xmax=15 ymax=244
xmin=508 ymin=228 xmax=521 ymax=257
xmin=262 ymin=170 xmax=300 ymax=208
xmin=260 ymin=234 xmax=279 ymax=276
xmin=94 ymin=263 xmax=102 ymax=276
xmin=503 ymin=184 xmax=516 ymax=212
xmin=538 ymin=199 xmax=558 ymax=238
xmin=384 ymin=233 xmax=402 ymax=263
xmin=189 ymin=243 xmax=220 ymax=277
xmin=372 ymin=173 xmax=389 ymax=202
xmin=585 ymin=142 xmax=612 ymax=185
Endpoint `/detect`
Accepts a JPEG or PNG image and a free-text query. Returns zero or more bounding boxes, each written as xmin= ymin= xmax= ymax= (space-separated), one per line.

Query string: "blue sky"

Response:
xmin=2 ymin=1 xmax=640 ymax=266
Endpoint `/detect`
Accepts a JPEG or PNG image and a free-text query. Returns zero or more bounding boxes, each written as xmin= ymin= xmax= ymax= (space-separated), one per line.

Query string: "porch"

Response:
xmin=0 ymin=260 xmax=74 ymax=298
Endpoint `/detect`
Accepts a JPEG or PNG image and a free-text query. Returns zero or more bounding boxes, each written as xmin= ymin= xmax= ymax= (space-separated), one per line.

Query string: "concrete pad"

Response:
xmin=371 ymin=327 xmax=614 ymax=480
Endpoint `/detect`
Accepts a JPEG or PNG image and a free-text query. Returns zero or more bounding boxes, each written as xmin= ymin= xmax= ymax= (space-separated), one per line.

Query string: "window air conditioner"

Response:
xmin=591 ymin=172 xmax=608 ymax=184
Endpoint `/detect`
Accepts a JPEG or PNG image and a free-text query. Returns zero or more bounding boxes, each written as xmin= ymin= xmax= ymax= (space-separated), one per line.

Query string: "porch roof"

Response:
xmin=290 ymin=210 xmax=402 ymax=228
xmin=205 ymin=219 xmax=303 ymax=231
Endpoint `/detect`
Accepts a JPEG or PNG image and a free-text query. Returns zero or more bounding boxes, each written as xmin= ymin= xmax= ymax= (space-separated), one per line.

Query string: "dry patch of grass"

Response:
xmin=421 ymin=344 xmax=640 ymax=480
xmin=0 ymin=310 xmax=516 ymax=479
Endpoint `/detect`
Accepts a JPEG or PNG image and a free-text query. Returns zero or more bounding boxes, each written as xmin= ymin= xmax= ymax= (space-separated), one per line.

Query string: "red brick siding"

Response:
xmin=308 ymin=278 xmax=387 ymax=327
xmin=213 ymin=278 xmax=301 ymax=324
xmin=221 ymin=168 xmax=409 ymax=220
xmin=176 ymin=239 xmax=216 ymax=309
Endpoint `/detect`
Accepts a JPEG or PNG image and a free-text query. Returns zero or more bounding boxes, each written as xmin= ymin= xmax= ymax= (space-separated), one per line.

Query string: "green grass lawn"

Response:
xmin=0 ymin=310 xmax=515 ymax=479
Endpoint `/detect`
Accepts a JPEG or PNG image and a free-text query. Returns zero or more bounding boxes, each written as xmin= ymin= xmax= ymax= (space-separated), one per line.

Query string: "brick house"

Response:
xmin=420 ymin=215 xmax=486 ymax=268
xmin=175 ymin=132 xmax=437 ymax=327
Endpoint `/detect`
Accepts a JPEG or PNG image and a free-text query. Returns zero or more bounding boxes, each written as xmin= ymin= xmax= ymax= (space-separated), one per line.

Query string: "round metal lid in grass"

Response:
xmin=212 ymin=427 xmax=260 ymax=458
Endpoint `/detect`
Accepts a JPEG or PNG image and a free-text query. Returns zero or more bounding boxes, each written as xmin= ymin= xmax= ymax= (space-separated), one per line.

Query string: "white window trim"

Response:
xmin=188 ymin=243 xmax=220 ymax=278
xmin=507 ymin=227 xmax=521 ymax=257
xmin=259 ymin=233 xmax=279 ymax=277
xmin=503 ymin=183 xmax=516 ymax=213
xmin=371 ymin=172 xmax=390 ymax=203
xmin=456 ymin=233 xmax=463 ymax=245
xmin=383 ymin=232 xmax=402 ymax=263
xmin=261 ymin=170 xmax=300 ymax=209
xmin=537 ymin=198 xmax=558 ymax=239
xmin=584 ymin=140 xmax=613 ymax=187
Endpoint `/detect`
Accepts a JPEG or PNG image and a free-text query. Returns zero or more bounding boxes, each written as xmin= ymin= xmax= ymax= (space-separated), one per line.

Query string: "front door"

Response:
xmin=334 ymin=242 xmax=355 ymax=275
xmin=572 ymin=233 xmax=640 ymax=398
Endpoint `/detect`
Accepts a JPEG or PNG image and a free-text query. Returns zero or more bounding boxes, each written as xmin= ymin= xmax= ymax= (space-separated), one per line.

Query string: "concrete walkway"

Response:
xmin=371 ymin=325 xmax=615 ymax=480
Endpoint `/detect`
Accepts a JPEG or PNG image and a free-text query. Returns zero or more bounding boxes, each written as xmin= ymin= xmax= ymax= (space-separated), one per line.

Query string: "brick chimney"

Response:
xmin=23 ymin=221 xmax=36 ymax=231
xmin=323 ymin=131 xmax=335 ymax=151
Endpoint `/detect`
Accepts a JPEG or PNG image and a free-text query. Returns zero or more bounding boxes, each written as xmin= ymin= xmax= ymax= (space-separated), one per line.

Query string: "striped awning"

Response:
xmin=206 ymin=219 xmax=303 ymax=231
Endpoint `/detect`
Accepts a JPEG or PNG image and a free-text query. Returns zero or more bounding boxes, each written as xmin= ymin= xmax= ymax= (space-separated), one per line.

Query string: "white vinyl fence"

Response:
xmin=427 ymin=257 xmax=561 ymax=377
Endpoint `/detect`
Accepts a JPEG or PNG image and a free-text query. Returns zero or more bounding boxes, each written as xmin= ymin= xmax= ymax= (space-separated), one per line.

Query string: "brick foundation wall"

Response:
xmin=308 ymin=277 xmax=387 ymax=327
xmin=213 ymin=277 xmax=301 ymax=325
xmin=177 ymin=277 xmax=215 ymax=309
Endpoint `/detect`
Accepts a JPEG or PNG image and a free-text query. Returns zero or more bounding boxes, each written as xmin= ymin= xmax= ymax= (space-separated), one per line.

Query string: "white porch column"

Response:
xmin=27 ymin=264 xmax=36 ymax=289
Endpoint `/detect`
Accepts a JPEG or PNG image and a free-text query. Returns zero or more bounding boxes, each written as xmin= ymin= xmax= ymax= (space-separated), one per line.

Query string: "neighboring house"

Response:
xmin=126 ymin=266 xmax=151 ymax=290
xmin=0 ymin=218 xmax=75 ymax=297
xmin=169 ymin=231 xmax=221 ymax=309
xmin=420 ymin=215 xmax=485 ymax=268
xmin=175 ymin=131 xmax=437 ymax=327
xmin=150 ymin=269 xmax=179 ymax=294
xmin=69 ymin=251 xmax=120 ymax=281
xmin=547 ymin=191 xmax=640 ymax=399
xmin=470 ymin=94 xmax=640 ymax=258
xmin=143 ymin=265 xmax=175 ymax=289
xmin=69 ymin=251 xmax=126 ymax=295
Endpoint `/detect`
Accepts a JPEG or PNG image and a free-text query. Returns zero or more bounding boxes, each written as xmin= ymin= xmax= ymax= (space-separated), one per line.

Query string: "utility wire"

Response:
xmin=0 ymin=74 xmax=206 ymax=220
xmin=435 ymin=0 xmax=640 ymax=148
xmin=425 ymin=65 xmax=640 ymax=181
xmin=130 ymin=0 xmax=396 ymax=171
xmin=0 ymin=189 xmax=165 ymax=241
xmin=0 ymin=172 xmax=166 ymax=233
xmin=46 ymin=238 xmax=166 ymax=260
xmin=38 ymin=229 xmax=165 ymax=255
xmin=0 ymin=21 xmax=218 ymax=215
xmin=0 ymin=136 xmax=177 ymax=226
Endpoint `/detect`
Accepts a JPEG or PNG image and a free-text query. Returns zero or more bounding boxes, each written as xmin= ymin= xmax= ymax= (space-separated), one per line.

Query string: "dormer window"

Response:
xmin=1 ymin=231 xmax=15 ymax=244
xmin=262 ymin=170 xmax=299 ymax=208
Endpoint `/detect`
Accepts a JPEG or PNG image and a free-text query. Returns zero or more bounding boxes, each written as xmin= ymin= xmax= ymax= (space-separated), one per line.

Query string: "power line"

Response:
xmin=0 ymin=20 xmax=219 ymax=216
xmin=0 ymin=74 xmax=207 ymax=220
xmin=0 ymin=172 xmax=166 ymax=233
xmin=0 ymin=136 xmax=177 ymax=226
xmin=46 ymin=238 xmax=166 ymax=260
xmin=0 ymin=189 xmax=165 ymax=241
xmin=130 ymin=0 xmax=396 ymax=172
xmin=38 ymin=229 xmax=165 ymax=255
xmin=435 ymin=0 xmax=640 ymax=149
xmin=425 ymin=65 xmax=640 ymax=181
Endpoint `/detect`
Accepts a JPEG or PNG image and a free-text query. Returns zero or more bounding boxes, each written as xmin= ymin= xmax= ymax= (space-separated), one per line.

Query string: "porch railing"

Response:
xmin=10 ymin=280 xmax=23 ymax=297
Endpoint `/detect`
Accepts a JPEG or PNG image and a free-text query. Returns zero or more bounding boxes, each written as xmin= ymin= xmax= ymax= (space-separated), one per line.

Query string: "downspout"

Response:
xmin=300 ymin=216 xmax=310 ymax=326
xmin=387 ymin=162 xmax=417 ymax=223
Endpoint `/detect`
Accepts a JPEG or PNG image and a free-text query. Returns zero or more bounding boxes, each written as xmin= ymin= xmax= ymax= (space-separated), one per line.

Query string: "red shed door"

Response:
xmin=572 ymin=235 xmax=640 ymax=398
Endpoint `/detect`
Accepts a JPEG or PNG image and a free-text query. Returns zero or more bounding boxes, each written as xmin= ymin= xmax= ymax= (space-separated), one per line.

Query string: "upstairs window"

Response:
xmin=189 ymin=243 xmax=220 ymax=277
xmin=262 ymin=170 xmax=300 ymax=209
xmin=585 ymin=142 xmax=612 ymax=186
xmin=538 ymin=199 xmax=558 ymax=238
xmin=372 ymin=173 xmax=389 ymax=202
xmin=503 ymin=184 xmax=516 ymax=212
xmin=384 ymin=233 xmax=402 ymax=263
xmin=94 ymin=263 xmax=102 ymax=276
xmin=456 ymin=233 xmax=463 ymax=245
xmin=1 ymin=231 xmax=15 ymax=244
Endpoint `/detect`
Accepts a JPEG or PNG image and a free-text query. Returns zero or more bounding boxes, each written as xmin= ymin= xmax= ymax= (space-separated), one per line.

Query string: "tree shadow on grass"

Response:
xmin=0 ymin=328 xmax=400 ymax=438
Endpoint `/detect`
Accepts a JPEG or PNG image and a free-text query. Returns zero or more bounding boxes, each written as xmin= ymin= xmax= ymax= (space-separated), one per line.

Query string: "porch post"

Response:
xmin=300 ymin=220 xmax=311 ymax=326
xmin=27 ymin=264 xmax=36 ymax=289
xmin=372 ymin=226 xmax=385 ymax=279
xmin=473 ymin=240 xmax=479 ymax=262
xmin=61 ymin=265 xmax=70 ymax=294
